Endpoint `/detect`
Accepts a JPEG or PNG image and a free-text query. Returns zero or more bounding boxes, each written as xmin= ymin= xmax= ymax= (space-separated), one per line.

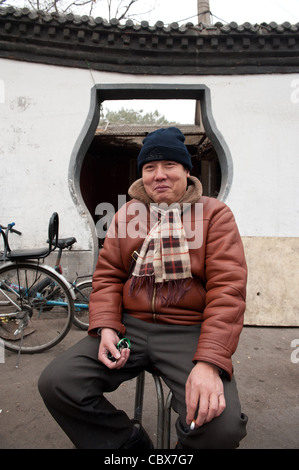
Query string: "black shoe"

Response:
xmin=121 ymin=420 xmax=154 ymax=449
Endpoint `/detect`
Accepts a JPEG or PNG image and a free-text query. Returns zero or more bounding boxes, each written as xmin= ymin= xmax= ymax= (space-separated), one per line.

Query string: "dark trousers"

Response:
xmin=38 ymin=314 xmax=248 ymax=449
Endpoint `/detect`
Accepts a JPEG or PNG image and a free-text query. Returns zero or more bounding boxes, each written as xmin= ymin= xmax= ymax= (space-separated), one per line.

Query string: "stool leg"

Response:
xmin=134 ymin=372 xmax=173 ymax=449
xmin=134 ymin=371 xmax=145 ymax=423
xmin=164 ymin=390 xmax=173 ymax=449
xmin=153 ymin=374 xmax=165 ymax=449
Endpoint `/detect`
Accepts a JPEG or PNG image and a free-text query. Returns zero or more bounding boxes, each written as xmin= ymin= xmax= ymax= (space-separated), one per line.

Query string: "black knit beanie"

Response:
xmin=137 ymin=127 xmax=192 ymax=173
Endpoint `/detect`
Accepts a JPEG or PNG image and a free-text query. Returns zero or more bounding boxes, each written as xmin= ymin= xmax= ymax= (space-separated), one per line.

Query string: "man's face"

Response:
xmin=142 ymin=160 xmax=190 ymax=205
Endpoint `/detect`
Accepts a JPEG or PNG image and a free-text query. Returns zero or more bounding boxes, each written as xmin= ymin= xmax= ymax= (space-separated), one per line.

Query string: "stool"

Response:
xmin=134 ymin=371 xmax=173 ymax=449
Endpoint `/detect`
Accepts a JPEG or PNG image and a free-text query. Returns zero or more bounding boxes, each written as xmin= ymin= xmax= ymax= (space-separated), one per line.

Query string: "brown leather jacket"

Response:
xmin=89 ymin=184 xmax=247 ymax=378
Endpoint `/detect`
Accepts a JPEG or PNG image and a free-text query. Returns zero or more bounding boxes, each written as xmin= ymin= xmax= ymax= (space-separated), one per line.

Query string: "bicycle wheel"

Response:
xmin=0 ymin=262 xmax=74 ymax=353
xmin=72 ymin=280 xmax=91 ymax=330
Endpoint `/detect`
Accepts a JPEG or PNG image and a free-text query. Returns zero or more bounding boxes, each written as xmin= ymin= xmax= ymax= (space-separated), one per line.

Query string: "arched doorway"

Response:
xmin=69 ymin=84 xmax=233 ymax=259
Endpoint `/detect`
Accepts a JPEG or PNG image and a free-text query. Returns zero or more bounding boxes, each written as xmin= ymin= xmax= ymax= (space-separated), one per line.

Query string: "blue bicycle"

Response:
xmin=0 ymin=213 xmax=90 ymax=356
xmin=32 ymin=234 xmax=91 ymax=331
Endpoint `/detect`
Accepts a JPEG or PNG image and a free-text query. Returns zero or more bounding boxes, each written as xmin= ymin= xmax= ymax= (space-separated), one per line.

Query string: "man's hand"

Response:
xmin=98 ymin=328 xmax=130 ymax=369
xmin=185 ymin=361 xmax=226 ymax=428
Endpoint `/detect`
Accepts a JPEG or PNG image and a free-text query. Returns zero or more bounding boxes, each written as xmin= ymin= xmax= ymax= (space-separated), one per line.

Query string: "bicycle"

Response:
xmin=0 ymin=213 xmax=76 ymax=360
xmin=37 ymin=234 xmax=92 ymax=331
xmin=1 ymin=221 xmax=91 ymax=332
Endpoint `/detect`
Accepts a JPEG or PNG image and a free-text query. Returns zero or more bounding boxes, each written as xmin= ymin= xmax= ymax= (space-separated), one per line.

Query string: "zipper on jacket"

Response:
xmin=151 ymin=283 xmax=157 ymax=321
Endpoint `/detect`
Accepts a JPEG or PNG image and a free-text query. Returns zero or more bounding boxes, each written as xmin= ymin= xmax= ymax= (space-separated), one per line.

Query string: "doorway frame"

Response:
xmin=69 ymin=83 xmax=233 ymax=264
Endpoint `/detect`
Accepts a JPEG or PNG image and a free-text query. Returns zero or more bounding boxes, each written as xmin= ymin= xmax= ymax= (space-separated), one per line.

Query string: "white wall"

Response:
xmin=1 ymin=59 xmax=299 ymax=324
xmin=201 ymin=74 xmax=299 ymax=237
xmin=0 ymin=59 xmax=93 ymax=250
xmin=2 ymin=60 xmax=298 ymax=243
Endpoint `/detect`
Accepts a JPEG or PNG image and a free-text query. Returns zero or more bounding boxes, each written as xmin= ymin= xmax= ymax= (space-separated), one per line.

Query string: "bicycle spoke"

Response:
xmin=0 ymin=263 xmax=74 ymax=353
xmin=72 ymin=280 xmax=91 ymax=330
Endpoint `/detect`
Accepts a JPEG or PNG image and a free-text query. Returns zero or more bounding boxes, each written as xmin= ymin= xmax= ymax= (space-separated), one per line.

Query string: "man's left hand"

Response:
xmin=185 ymin=361 xmax=226 ymax=428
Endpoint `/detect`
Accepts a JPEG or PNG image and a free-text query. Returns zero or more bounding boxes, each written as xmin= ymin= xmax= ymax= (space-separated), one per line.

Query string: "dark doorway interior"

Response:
xmin=80 ymin=124 xmax=221 ymax=229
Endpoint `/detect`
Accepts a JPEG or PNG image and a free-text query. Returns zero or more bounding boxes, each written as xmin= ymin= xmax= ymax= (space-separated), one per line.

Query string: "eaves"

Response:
xmin=1 ymin=6 xmax=299 ymax=75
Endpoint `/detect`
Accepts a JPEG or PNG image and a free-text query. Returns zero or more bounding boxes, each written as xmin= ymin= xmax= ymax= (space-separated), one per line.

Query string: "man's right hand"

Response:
xmin=98 ymin=328 xmax=130 ymax=369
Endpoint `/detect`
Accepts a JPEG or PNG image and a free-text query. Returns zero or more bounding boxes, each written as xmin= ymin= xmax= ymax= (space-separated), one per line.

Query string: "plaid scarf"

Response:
xmin=129 ymin=204 xmax=192 ymax=306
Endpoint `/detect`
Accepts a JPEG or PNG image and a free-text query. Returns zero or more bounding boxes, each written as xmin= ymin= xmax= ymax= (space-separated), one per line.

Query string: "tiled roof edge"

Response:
xmin=1 ymin=6 xmax=299 ymax=75
xmin=1 ymin=6 xmax=298 ymax=33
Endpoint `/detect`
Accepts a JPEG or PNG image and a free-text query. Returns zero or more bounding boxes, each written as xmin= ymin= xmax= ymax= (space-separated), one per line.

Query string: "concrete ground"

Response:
xmin=0 ymin=325 xmax=298 ymax=449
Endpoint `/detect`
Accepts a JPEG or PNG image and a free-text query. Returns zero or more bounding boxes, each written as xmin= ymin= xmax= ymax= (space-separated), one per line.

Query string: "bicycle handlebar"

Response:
xmin=0 ymin=223 xmax=22 ymax=260
xmin=0 ymin=223 xmax=22 ymax=236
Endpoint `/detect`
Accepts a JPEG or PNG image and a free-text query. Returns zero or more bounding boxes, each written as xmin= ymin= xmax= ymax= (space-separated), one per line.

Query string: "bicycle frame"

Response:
xmin=52 ymin=247 xmax=91 ymax=314
xmin=70 ymin=277 xmax=90 ymax=305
